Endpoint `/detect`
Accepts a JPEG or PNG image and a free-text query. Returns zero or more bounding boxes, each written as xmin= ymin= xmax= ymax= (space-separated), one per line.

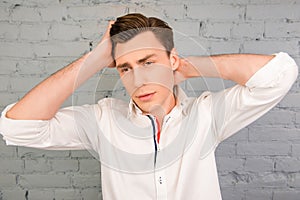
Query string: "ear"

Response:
xmin=169 ymin=48 xmax=180 ymax=71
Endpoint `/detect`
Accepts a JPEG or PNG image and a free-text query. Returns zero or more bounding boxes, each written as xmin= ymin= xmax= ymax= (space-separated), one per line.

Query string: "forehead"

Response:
xmin=114 ymin=31 xmax=166 ymax=61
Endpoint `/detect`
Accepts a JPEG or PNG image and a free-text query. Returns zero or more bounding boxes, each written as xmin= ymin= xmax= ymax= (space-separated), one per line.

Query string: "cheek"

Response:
xmin=120 ymin=64 xmax=175 ymax=96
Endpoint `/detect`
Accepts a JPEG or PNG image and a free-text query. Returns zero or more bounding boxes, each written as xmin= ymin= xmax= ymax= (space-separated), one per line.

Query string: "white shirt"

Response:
xmin=0 ymin=52 xmax=298 ymax=200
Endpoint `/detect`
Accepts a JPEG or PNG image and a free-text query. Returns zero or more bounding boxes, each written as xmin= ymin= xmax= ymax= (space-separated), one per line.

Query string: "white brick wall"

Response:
xmin=0 ymin=0 xmax=299 ymax=199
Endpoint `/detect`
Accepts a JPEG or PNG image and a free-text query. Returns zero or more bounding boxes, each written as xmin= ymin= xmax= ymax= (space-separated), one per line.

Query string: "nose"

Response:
xmin=133 ymin=67 xmax=145 ymax=88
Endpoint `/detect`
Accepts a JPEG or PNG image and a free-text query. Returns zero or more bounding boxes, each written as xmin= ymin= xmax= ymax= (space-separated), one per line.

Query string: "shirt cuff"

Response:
xmin=245 ymin=52 xmax=297 ymax=88
xmin=0 ymin=103 xmax=48 ymax=145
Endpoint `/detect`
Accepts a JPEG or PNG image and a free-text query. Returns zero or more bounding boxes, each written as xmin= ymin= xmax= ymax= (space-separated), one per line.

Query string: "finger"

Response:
xmin=103 ymin=20 xmax=115 ymax=38
xmin=108 ymin=60 xmax=116 ymax=68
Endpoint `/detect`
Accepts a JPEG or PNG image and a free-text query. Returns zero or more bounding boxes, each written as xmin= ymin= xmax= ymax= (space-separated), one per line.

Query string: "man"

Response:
xmin=0 ymin=13 xmax=298 ymax=199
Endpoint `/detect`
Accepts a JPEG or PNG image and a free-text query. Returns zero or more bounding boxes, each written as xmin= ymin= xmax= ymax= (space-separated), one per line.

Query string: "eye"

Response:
xmin=118 ymin=66 xmax=132 ymax=74
xmin=144 ymin=61 xmax=154 ymax=66
xmin=121 ymin=67 xmax=130 ymax=73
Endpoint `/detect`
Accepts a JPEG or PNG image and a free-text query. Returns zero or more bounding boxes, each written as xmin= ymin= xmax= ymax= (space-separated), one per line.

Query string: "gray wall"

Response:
xmin=0 ymin=0 xmax=300 ymax=199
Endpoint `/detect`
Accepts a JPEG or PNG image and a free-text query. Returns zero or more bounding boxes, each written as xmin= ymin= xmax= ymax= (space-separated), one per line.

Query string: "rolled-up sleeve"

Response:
xmin=210 ymin=52 xmax=298 ymax=142
xmin=0 ymin=103 xmax=101 ymax=150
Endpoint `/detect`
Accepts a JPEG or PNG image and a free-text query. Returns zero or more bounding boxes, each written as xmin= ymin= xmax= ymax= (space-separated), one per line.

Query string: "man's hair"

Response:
xmin=110 ymin=13 xmax=174 ymax=59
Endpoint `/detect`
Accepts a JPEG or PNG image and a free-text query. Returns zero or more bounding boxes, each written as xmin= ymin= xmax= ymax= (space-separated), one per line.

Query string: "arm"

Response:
xmin=6 ymin=21 xmax=115 ymax=120
xmin=176 ymin=53 xmax=275 ymax=85
xmin=175 ymin=52 xmax=298 ymax=153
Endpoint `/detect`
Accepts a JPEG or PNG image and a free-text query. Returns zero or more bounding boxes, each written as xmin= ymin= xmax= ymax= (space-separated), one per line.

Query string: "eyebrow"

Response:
xmin=137 ymin=53 xmax=156 ymax=64
xmin=116 ymin=53 xmax=157 ymax=69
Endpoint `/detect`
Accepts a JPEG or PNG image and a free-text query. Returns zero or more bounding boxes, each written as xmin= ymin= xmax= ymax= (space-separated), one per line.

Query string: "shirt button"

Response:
xmin=159 ymin=176 xmax=163 ymax=184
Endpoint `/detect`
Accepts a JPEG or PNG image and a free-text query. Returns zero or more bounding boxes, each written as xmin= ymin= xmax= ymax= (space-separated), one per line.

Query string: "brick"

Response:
xmin=223 ymin=128 xmax=248 ymax=142
xmin=231 ymin=22 xmax=264 ymax=39
xmin=20 ymin=0 xmax=59 ymax=7
xmin=249 ymin=0 xmax=299 ymax=3
xmin=51 ymin=159 xmax=78 ymax=172
xmin=216 ymin=157 xmax=245 ymax=172
xmin=251 ymin=110 xmax=294 ymax=126
xmin=16 ymin=60 xmax=45 ymax=75
xmin=249 ymin=173 xmax=287 ymax=188
xmin=243 ymin=40 xmax=299 ymax=56
xmin=187 ymin=5 xmax=242 ymax=20
xmin=291 ymin=144 xmax=300 ymax=156
xmin=11 ymin=6 xmax=41 ymax=22
xmin=72 ymin=174 xmax=101 ymax=188
xmin=18 ymin=146 xmax=70 ymax=158
xmin=288 ymin=173 xmax=300 ymax=188
xmin=0 ymin=6 xmax=10 ymax=21
xmin=0 ymin=93 xmax=19 ymax=107
xmin=265 ymin=22 xmax=300 ymax=38
xmin=81 ymin=188 xmax=102 ymax=200
xmin=279 ymin=93 xmax=300 ymax=108
xmin=33 ymin=41 xmax=88 ymax=57
xmin=245 ymin=189 xmax=273 ymax=200
xmin=273 ymin=190 xmax=300 ymax=200
xmin=297 ymin=113 xmax=300 ymax=125
xmin=0 ymin=42 xmax=34 ymax=58
xmin=80 ymin=20 xmax=104 ymax=40
xmin=246 ymin=5 xmax=300 ymax=20
xmin=0 ymin=78 xmax=9 ymax=91
xmin=275 ymin=158 xmax=300 ymax=172
xmin=237 ymin=142 xmax=290 ymax=156
xmin=244 ymin=158 xmax=273 ymax=172
xmin=24 ymin=158 xmax=51 ymax=173
xmin=187 ymin=77 xmax=228 ymax=93
xmin=54 ymin=189 xmax=81 ymax=200
xmin=220 ymin=187 xmax=245 ymax=200
xmin=67 ymin=5 xmax=127 ymax=21
xmin=0 ymin=159 xmax=23 ymax=173
xmin=218 ymin=172 xmax=249 ymax=187
xmin=1 ymin=189 xmax=25 ymax=200
xmin=127 ymin=4 xmax=161 ymax=18
xmin=203 ymin=22 xmax=231 ymax=38
xmin=20 ymin=23 xmax=49 ymax=41
xmin=18 ymin=174 xmax=71 ymax=188
xmin=170 ymin=21 xmax=200 ymax=36
xmin=215 ymin=142 xmax=236 ymax=157
xmin=0 ymin=139 xmax=17 ymax=157
xmin=71 ymin=150 xmax=94 ymax=158
xmin=160 ymin=4 xmax=185 ymax=19
xmin=0 ymin=23 xmax=19 ymax=40
xmin=10 ymin=77 xmax=43 ymax=92
xmin=249 ymin=127 xmax=300 ymax=142
xmin=43 ymin=58 xmax=73 ymax=75
xmin=39 ymin=6 xmax=67 ymax=22
xmin=27 ymin=189 xmax=54 ymax=200
xmin=50 ymin=23 xmax=81 ymax=41
xmin=0 ymin=59 xmax=18 ymax=75
xmin=210 ymin=40 xmax=241 ymax=54
xmin=79 ymin=159 xmax=101 ymax=173
xmin=0 ymin=174 xmax=17 ymax=187
xmin=175 ymin=37 xmax=210 ymax=56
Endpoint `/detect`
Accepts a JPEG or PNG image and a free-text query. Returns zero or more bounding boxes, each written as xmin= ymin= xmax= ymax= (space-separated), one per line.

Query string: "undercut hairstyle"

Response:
xmin=109 ymin=13 xmax=174 ymax=59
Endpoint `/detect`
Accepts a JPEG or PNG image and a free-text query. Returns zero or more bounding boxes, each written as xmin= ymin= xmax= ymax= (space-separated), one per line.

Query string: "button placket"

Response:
xmin=155 ymin=169 xmax=167 ymax=200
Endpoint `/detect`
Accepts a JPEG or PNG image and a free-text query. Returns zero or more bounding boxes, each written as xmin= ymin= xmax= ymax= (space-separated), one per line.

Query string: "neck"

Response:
xmin=147 ymin=92 xmax=176 ymax=126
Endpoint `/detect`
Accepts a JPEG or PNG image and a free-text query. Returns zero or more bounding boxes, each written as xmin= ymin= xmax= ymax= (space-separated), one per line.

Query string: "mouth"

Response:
xmin=136 ymin=92 xmax=156 ymax=102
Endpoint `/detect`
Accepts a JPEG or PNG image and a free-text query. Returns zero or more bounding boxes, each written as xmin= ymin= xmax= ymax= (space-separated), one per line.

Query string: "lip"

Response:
xmin=137 ymin=92 xmax=156 ymax=102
